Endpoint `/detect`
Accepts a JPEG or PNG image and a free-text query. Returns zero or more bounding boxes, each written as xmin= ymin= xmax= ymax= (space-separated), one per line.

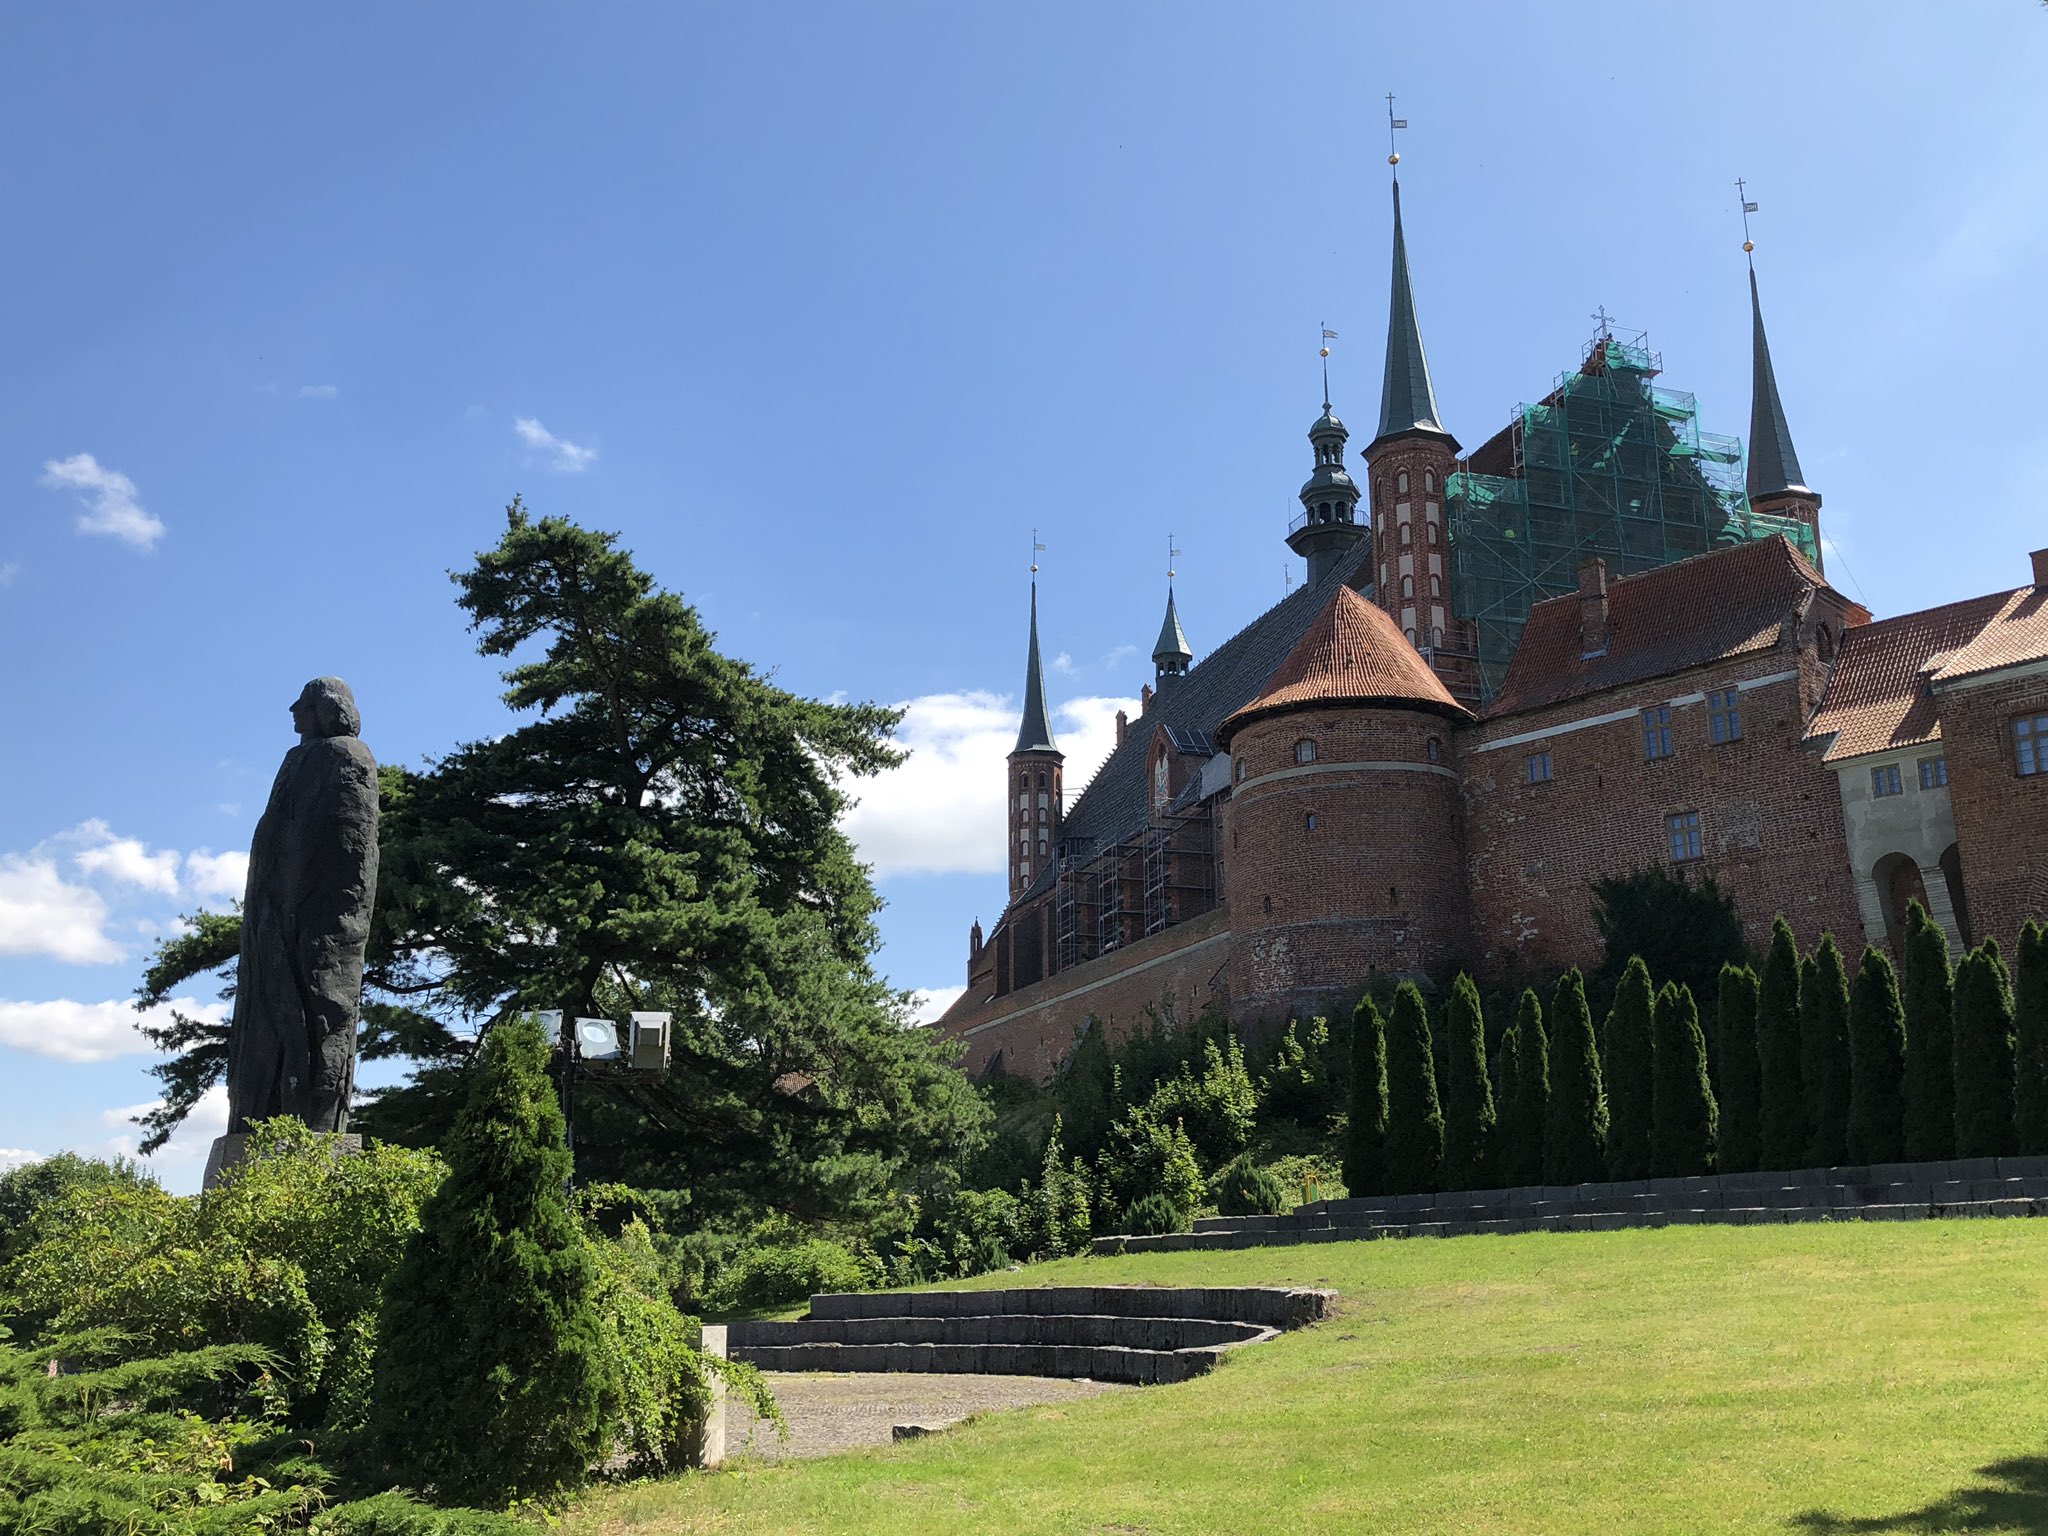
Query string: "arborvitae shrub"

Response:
xmin=1715 ymin=964 xmax=1762 ymax=1175
xmin=1757 ymin=917 xmax=1806 ymax=1170
xmin=1343 ymin=995 xmax=1390 ymax=1198
xmin=1500 ymin=990 xmax=1548 ymax=1188
xmin=1902 ymin=902 xmax=1955 ymax=1162
xmin=1847 ymin=946 xmax=1909 ymax=1165
xmin=1803 ymin=936 xmax=1853 ymax=1167
xmin=1495 ymin=1024 xmax=1524 ymax=1185
xmin=1604 ymin=957 xmax=1656 ymax=1181
xmin=1123 ymin=1191 xmax=1191 ymax=1236
xmin=1954 ymin=943 xmax=2017 ymax=1158
xmin=1384 ymin=983 xmax=1444 ymax=1195
xmin=1211 ymin=1154 xmax=1291 ymax=1217
xmin=1439 ymin=974 xmax=1497 ymax=1191
xmin=2012 ymin=922 xmax=2048 ymax=1155
xmin=1544 ymin=969 xmax=1607 ymax=1185
xmin=371 ymin=1015 xmax=611 ymax=1507
xmin=1650 ymin=983 xmax=1717 ymax=1177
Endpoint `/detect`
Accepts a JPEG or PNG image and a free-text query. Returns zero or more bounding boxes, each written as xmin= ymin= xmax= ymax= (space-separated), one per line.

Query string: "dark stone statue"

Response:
xmin=224 ymin=677 xmax=380 ymax=1135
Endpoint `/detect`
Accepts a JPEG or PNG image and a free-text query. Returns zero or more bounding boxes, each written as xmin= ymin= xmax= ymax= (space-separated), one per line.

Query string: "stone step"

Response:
xmin=729 ymin=1312 xmax=1267 ymax=1352
xmin=804 ymin=1285 xmax=1330 ymax=1330
xmin=729 ymin=1339 xmax=1223 ymax=1385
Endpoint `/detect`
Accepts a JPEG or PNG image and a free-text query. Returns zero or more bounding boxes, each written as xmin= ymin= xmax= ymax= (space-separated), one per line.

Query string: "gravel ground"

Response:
xmin=729 ymin=1371 xmax=1131 ymax=1461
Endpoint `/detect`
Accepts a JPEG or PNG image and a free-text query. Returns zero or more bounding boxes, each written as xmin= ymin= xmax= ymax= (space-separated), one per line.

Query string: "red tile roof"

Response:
xmin=1220 ymin=586 xmax=1468 ymax=744
xmin=1806 ymin=582 xmax=2046 ymax=763
xmin=1486 ymin=535 xmax=1864 ymax=719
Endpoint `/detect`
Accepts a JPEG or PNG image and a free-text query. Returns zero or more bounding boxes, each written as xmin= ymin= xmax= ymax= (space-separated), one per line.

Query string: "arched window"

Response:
xmin=1427 ymin=737 xmax=1443 ymax=763
xmin=1305 ymin=812 xmax=1318 ymax=832
xmin=1405 ymin=627 xmax=1417 ymax=643
xmin=1432 ymin=626 xmax=1444 ymax=646
xmin=1399 ymin=523 xmax=1412 ymax=547
xmin=1425 ymin=470 xmax=1437 ymax=492
xmin=1234 ymin=757 xmax=1246 ymax=784
xmin=1401 ymin=575 xmax=1415 ymax=599
xmin=1036 ymin=770 xmax=1046 ymax=788
xmin=1397 ymin=471 xmax=1410 ymax=492
xmin=1428 ymin=521 xmax=1440 ymax=545
xmin=1816 ymin=624 xmax=1835 ymax=661
xmin=1294 ymin=738 xmax=1318 ymax=765
xmin=1430 ymin=574 xmax=1442 ymax=598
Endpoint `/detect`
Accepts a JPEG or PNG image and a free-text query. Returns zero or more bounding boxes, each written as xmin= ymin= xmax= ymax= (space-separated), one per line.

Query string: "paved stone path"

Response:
xmin=728 ymin=1370 xmax=1130 ymax=1461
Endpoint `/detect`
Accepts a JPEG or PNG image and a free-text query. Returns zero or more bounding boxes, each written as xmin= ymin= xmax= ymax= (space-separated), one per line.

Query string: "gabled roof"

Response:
xmin=1746 ymin=266 xmax=1812 ymax=500
xmin=1373 ymin=181 xmax=1454 ymax=450
xmin=1013 ymin=582 xmax=1060 ymax=756
xmin=1221 ymin=586 xmax=1467 ymax=743
xmin=1486 ymin=535 xmax=1864 ymax=719
xmin=1806 ymin=581 xmax=2047 ymax=763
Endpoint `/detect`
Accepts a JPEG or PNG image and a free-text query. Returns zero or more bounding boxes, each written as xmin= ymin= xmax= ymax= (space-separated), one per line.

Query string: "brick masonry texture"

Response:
xmin=1935 ymin=670 xmax=2048 ymax=945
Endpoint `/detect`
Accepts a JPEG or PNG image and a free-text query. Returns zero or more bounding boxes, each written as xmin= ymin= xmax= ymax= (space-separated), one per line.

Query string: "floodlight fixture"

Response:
xmin=629 ymin=1012 xmax=672 ymax=1072
xmin=575 ymin=1017 xmax=623 ymax=1061
xmin=533 ymin=1010 xmax=564 ymax=1048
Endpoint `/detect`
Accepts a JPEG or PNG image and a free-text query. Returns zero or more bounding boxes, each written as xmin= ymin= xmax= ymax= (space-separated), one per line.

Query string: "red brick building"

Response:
xmin=936 ymin=170 xmax=2048 ymax=1080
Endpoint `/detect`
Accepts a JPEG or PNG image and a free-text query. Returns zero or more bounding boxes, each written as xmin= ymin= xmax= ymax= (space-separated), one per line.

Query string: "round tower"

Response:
xmin=1287 ymin=401 xmax=1366 ymax=587
xmin=1218 ymin=585 xmax=1471 ymax=1024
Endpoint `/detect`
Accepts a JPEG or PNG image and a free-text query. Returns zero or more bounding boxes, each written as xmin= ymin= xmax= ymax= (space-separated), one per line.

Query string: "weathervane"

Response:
xmin=1385 ymin=94 xmax=1406 ymax=173
xmin=1319 ymin=322 xmax=1338 ymax=407
xmin=1031 ymin=529 xmax=1045 ymax=576
xmin=1736 ymin=177 xmax=1759 ymax=261
xmin=1167 ymin=533 xmax=1181 ymax=587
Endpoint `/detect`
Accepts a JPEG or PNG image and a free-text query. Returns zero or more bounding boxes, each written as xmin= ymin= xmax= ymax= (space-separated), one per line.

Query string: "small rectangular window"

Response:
xmin=2018 ymin=714 xmax=2047 ymax=776
xmin=1526 ymin=752 xmax=1552 ymax=784
xmin=1642 ymin=705 xmax=1674 ymax=761
xmin=1918 ymin=756 xmax=1948 ymax=790
xmin=1708 ymin=687 xmax=1743 ymax=743
xmin=1871 ymin=764 xmax=1904 ymax=798
xmin=1666 ymin=810 xmax=1703 ymax=862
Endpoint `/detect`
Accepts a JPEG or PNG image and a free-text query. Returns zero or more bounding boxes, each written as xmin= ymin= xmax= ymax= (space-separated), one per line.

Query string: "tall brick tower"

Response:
xmin=1218 ymin=586 xmax=1473 ymax=1024
xmin=1744 ymin=244 xmax=1824 ymax=569
xmin=1007 ymin=578 xmax=1063 ymax=900
xmin=1364 ymin=155 xmax=1479 ymax=706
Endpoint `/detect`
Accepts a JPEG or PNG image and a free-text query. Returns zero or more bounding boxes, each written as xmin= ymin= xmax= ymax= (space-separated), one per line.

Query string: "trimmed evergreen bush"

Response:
xmin=2013 ymin=921 xmax=2048 ymax=1154
xmin=1715 ymin=964 xmax=1762 ymax=1175
xmin=1802 ymin=937 xmax=1852 ymax=1168
xmin=1501 ymin=989 xmax=1548 ymax=1188
xmin=1384 ymin=982 xmax=1444 ymax=1195
xmin=1544 ymin=969 xmax=1608 ymax=1185
xmin=1650 ymin=983 xmax=1717 ymax=1177
xmin=1758 ymin=917 xmax=1806 ymax=1170
xmin=1847 ymin=946 xmax=1909 ymax=1164
xmin=1954 ymin=943 xmax=2017 ymax=1158
xmin=1123 ymin=1191 xmax=1191 ymax=1236
xmin=1211 ymin=1154 xmax=1291 ymax=1217
xmin=371 ymin=1015 xmax=612 ymax=1507
xmin=1604 ymin=957 xmax=1656 ymax=1181
xmin=1902 ymin=901 xmax=1955 ymax=1163
xmin=1439 ymin=974 xmax=1497 ymax=1191
xmin=1494 ymin=1023 xmax=1524 ymax=1184
xmin=1343 ymin=994 xmax=1390 ymax=1198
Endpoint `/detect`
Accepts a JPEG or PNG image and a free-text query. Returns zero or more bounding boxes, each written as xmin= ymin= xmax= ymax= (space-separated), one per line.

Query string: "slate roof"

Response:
xmin=1486 ymin=535 xmax=1865 ymax=720
xmin=1153 ymin=587 xmax=1192 ymax=665
xmin=1006 ymin=538 xmax=1375 ymax=911
xmin=1220 ymin=586 xmax=1467 ymax=744
xmin=1373 ymin=180 xmax=1455 ymax=450
xmin=1013 ymin=582 xmax=1059 ymax=755
xmin=1805 ymin=582 xmax=2046 ymax=763
xmin=1746 ymin=266 xmax=1813 ymax=499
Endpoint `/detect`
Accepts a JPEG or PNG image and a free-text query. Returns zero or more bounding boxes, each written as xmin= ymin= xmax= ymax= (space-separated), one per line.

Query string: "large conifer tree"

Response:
xmin=1902 ymin=902 xmax=1956 ymax=1162
xmin=1802 ymin=937 xmax=1853 ymax=1168
xmin=372 ymin=1015 xmax=610 ymax=1505
xmin=1439 ymin=975 xmax=1496 ymax=1191
xmin=1343 ymin=994 xmax=1390 ymax=1198
xmin=1500 ymin=989 xmax=1548 ymax=1188
xmin=1544 ymin=969 xmax=1607 ymax=1185
xmin=2012 ymin=921 xmax=2048 ymax=1154
xmin=1650 ymin=983 xmax=1717 ymax=1177
xmin=1715 ymin=964 xmax=1762 ymax=1175
xmin=1847 ymin=946 xmax=1909 ymax=1164
xmin=1384 ymin=983 xmax=1444 ymax=1195
xmin=1604 ymin=957 xmax=1656 ymax=1181
xmin=1954 ymin=942 xmax=2017 ymax=1158
xmin=1757 ymin=917 xmax=1806 ymax=1170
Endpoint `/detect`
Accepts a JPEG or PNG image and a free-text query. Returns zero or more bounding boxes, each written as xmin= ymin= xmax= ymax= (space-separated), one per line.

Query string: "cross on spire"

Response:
xmin=1736 ymin=177 xmax=1760 ymax=262
xmin=1590 ymin=305 xmax=1616 ymax=339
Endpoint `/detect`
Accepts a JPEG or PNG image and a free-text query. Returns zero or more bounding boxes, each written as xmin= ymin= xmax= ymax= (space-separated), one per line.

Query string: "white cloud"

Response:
xmin=909 ymin=985 xmax=965 ymax=1024
xmin=0 ymin=854 xmax=120 ymax=963
xmin=841 ymin=690 xmax=1134 ymax=878
xmin=514 ymin=417 xmax=597 ymax=473
xmin=184 ymin=849 xmax=249 ymax=900
xmin=102 ymin=1083 xmax=227 ymax=1166
xmin=39 ymin=453 xmax=164 ymax=551
xmin=0 ymin=562 xmax=17 ymax=589
xmin=0 ymin=995 xmax=227 ymax=1064
xmin=72 ymin=823 xmax=181 ymax=896
xmin=0 ymin=1148 xmax=43 ymax=1172
xmin=1051 ymin=651 xmax=1076 ymax=675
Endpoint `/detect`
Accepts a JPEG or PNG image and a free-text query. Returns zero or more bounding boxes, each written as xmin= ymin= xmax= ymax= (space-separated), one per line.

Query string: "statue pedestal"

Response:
xmin=202 ymin=1131 xmax=362 ymax=1191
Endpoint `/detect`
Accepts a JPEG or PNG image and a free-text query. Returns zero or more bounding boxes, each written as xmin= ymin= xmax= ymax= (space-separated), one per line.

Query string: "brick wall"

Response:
xmin=1936 ymin=668 xmax=2048 ymax=946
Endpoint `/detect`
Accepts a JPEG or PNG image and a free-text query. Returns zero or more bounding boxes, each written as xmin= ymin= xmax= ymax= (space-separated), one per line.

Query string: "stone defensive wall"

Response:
xmin=1097 ymin=1154 xmax=2048 ymax=1253
xmin=943 ymin=908 xmax=1233 ymax=1080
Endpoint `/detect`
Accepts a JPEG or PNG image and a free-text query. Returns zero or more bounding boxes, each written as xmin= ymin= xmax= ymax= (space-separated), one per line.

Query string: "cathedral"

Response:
xmin=935 ymin=163 xmax=2048 ymax=1082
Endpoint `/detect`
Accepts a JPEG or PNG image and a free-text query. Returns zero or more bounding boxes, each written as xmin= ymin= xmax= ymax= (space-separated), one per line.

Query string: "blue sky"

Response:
xmin=3 ymin=4 xmax=2045 ymax=1188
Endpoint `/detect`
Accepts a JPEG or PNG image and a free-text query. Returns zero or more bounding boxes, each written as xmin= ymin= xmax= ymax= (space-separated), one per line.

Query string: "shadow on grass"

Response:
xmin=1791 ymin=1457 xmax=2048 ymax=1533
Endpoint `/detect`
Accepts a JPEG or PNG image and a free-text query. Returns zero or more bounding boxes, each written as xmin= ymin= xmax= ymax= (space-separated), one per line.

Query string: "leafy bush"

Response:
xmin=1017 ymin=1116 xmax=1092 ymax=1260
xmin=1259 ymin=1018 xmax=1343 ymax=1132
xmin=1210 ymin=1155 xmax=1291 ymax=1217
xmin=1146 ymin=1036 xmax=1258 ymax=1169
xmin=1592 ymin=867 xmax=1747 ymax=1033
xmin=1094 ymin=1103 xmax=1203 ymax=1231
xmin=0 ymin=1152 xmax=149 ymax=1267
xmin=708 ymin=1238 xmax=872 ymax=1314
xmin=1122 ymin=1192 xmax=1190 ymax=1236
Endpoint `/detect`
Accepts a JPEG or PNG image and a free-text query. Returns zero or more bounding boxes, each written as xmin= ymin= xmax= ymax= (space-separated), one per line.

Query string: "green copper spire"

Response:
xmin=1745 ymin=265 xmax=1811 ymax=499
xmin=1153 ymin=586 xmax=1192 ymax=678
xmin=1013 ymin=580 xmax=1059 ymax=755
xmin=1374 ymin=179 xmax=1451 ymax=447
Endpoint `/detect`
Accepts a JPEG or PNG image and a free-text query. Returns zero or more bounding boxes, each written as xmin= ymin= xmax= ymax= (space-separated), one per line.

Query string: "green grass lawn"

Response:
xmin=571 ymin=1221 xmax=2048 ymax=1535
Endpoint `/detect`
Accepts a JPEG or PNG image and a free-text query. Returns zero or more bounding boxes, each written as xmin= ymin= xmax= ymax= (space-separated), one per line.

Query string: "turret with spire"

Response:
xmin=1006 ymin=572 xmax=1064 ymax=901
xmin=1286 ymin=331 xmax=1367 ymax=586
xmin=1739 ymin=187 xmax=1823 ymax=570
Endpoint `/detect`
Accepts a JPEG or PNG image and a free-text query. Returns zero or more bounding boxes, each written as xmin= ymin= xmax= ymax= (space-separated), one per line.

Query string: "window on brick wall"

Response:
xmin=1708 ymin=687 xmax=1743 ymax=743
xmin=2017 ymin=713 xmax=2047 ymax=776
xmin=1871 ymin=764 xmax=1904 ymax=798
xmin=1667 ymin=810 xmax=1703 ymax=862
xmin=1526 ymin=751 xmax=1552 ymax=784
xmin=1426 ymin=737 xmax=1442 ymax=763
xmin=1305 ymin=812 xmax=1318 ymax=832
xmin=1642 ymin=705 xmax=1674 ymax=760
xmin=1919 ymin=756 xmax=1948 ymax=790
xmin=1294 ymin=738 xmax=1318 ymax=765
xmin=1399 ymin=522 xmax=1412 ymax=547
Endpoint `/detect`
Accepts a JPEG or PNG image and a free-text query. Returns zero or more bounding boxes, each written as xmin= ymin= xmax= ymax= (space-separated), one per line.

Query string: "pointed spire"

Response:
xmin=1013 ymin=581 xmax=1059 ymax=755
xmin=1745 ymin=265 xmax=1811 ymax=499
xmin=1153 ymin=586 xmax=1192 ymax=674
xmin=1374 ymin=178 xmax=1451 ymax=447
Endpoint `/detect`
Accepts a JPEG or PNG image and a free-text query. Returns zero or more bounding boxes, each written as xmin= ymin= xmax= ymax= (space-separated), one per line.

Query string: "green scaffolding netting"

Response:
xmin=1447 ymin=337 xmax=1818 ymax=701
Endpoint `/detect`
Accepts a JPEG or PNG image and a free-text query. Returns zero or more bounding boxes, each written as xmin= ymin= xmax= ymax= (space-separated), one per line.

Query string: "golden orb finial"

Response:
xmin=1388 ymin=152 xmax=1400 ymax=166
xmin=1742 ymin=239 xmax=1755 ymax=253
xmin=1319 ymin=346 xmax=1330 ymax=358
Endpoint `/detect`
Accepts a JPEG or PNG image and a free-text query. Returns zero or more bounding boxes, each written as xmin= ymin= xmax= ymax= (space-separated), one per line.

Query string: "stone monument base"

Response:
xmin=203 ymin=1131 xmax=362 ymax=1191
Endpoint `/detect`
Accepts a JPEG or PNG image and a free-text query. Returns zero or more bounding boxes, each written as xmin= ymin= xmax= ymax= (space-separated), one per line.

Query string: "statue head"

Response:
xmin=290 ymin=677 xmax=362 ymax=739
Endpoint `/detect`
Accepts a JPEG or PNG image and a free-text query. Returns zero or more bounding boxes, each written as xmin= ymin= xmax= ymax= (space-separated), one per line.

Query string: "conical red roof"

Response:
xmin=1220 ymin=585 xmax=1467 ymax=742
